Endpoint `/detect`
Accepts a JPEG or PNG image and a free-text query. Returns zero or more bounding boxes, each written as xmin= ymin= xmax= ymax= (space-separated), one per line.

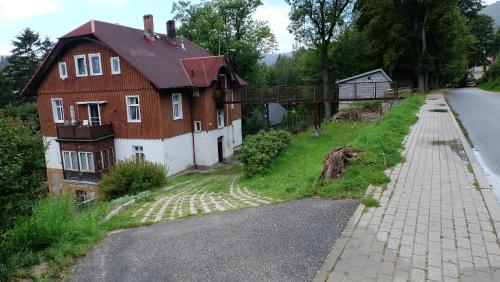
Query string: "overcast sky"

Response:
xmin=0 ymin=0 xmax=498 ymax=56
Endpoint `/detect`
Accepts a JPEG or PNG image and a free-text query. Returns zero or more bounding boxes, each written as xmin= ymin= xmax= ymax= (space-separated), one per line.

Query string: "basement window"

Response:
xmin=194 ymin=121 xmax=202 ymax=132
xmin=133 ymin=145 xmax=145 ymax=160
xmin=88 ymin=53 xmax=102 ymax=76
xmin=74 ymin=54 xmax=88 ymax=77
xmin=110 ymin=57 xmax=121 ymax=74
xmin=58 ymin=62 xmax=68 ymax=79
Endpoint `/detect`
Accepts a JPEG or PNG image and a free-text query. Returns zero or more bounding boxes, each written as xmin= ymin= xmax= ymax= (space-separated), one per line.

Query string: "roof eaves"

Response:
xmin=336 ymin=68 xmax=392 ymax=84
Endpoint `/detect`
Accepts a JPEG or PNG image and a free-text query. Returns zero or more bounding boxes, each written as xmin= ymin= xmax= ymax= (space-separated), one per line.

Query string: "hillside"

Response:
xmin=483 ymin=1 xmax=500 ymax=28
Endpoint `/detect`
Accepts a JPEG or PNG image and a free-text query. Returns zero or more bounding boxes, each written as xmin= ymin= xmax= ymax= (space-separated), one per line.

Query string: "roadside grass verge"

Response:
xmin=478 ymin=81 xmax=500 ymax=92
xmin=241 ymin=94 xmax=425 ymax=200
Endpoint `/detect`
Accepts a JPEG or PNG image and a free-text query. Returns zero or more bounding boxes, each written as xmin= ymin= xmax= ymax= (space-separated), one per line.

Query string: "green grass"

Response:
xmin=361 ymin=197 xmax=380 ymax=207
xmin=478 ymin=80 xmax=500 ymax=92
xmin=241 ymin=94 xmax=425 ymax=201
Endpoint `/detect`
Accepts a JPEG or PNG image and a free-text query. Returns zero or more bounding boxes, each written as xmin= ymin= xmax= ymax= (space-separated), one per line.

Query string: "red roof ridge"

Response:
xmin=180 ymin=55 xmax=225 ymax=61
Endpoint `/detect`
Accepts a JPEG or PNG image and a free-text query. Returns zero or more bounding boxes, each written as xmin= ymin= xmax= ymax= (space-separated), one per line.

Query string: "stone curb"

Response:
xmin=444 ymin=90 xmax=500 ymax=241
xmin=313 ymin=190 xmax=367 ymax=282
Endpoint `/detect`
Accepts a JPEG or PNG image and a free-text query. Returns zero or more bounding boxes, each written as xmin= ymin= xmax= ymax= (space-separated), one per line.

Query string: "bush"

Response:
xmin=240 ymin=130 xmax=291 ymax=176
xmin=99 ymin=159 xmax=168 ymax=199
xmin=0 ymin=116 xmax=46 ymax=233
xmin=0 ymin=196 xmax=103 ymax=280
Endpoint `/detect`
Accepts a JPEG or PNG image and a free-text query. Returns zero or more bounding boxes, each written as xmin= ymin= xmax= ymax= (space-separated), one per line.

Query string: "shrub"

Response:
xmin=0 ymin=195 xmax=103 ymax=280
xmin=0 ymin=116 xmax=46 ymax=233
xmin=240 ymin=130 xmax=291 ymax=176
xmin=99 ymin=159 xmax=168 ymax=199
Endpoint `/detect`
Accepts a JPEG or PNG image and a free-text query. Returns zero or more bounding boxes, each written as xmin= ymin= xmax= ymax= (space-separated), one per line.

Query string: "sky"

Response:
xmin=0 ymin=0 xmax=294 ymax=55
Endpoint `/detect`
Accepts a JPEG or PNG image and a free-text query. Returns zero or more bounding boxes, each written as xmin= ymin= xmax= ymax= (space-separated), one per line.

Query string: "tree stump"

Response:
xmin=319 ymin=147 xmax=359 ymax=179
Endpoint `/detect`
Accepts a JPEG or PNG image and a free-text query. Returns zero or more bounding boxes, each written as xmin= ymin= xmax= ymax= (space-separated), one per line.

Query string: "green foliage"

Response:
xmin=134 ymin=191 xmax=156 ymax=203
xmin=172 ymin=0 xmax=276 ymax=80
xmin=0 ymin=196 xmax=104 ymax=280
xmin=469 ymin=14 xmax=495 ymax=67
xmin=99 ymin=159 xmax=168 ymax=199
xmin=240 ymin=130 xmax=291 ymax=176
xmin=0 ymin=102 xmax=39 ymax=128
xmin=242 ymin=105 xmax=267 ymax=136
xmin=0 ymin=116 xmax=46 ymax=233
xmin=361 ymin=197 xmax=380 ymax=207
xmin=241 ymin=94 xmax=425 ymax=200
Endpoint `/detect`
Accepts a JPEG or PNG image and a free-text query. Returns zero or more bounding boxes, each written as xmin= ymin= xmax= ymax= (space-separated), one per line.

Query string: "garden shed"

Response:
xmin=337 ymin=69 xmax=392 ymax=100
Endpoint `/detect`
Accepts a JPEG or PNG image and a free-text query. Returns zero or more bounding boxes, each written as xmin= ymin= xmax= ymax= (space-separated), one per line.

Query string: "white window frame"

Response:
xmin=194 ymin=121 xmax=202 ymax=132
xmin=58 ymin=62 xmax=68 ymax=79
xmin=101 ymin=149 xmax=110 ymax=170
xmin=51 ymin=98 xmax=64 ymax=123
xmin=87 ymin=104 xmax=102 ymax=126
xmin=88 ymin=53 xmax=103 ymax=76
xmin=110 ymin=56 xmax=121 ymax=75
xmin=217 ymin=109 xmax=224 ymax=128
xmin=133 ymin=145 xmax=145 ymax=160
xmin=78 ymin=152 xmax=95 ymax=172
xmin=74 ymin=54 xmax=88 ymax=77
xmin=62 ymin=151 xmax=78 ymax=171
xmin=172 ymin=93 xmax=183 ymax=120
xmin=126 ymin=95 xmax=141 ymax=123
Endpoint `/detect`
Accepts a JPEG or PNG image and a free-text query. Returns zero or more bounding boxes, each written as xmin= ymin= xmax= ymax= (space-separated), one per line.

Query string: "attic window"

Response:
xmin=110 ymin=57 xmax=121 ymax=74
xmin=58 ymin=62 xmax=68 ymax=79
xmin=74 ymin=55 xmax=88 ymax=77
xmin=88 ymin=53 xmax=102 ymax=76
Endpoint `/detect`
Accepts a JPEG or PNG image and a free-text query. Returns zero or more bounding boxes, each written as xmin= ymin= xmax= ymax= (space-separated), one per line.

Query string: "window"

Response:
xmin=172 ymin=93 xmax=183 ymax=120
xmin=78 ymin=152 xmax=95 ymax=172
xmin=58 ymin=62 xmax=68 ymax=79
xmin=101 ymin=149 xmax=110 ymax=169
xmin=194 ymin=121 xmax=202 ymax=132
xmin=193 ymin=88 xmax=200 ymax=97
xmin=88 ymin=53 xmax=102 ymax=76
xmin=76 ymin=190 xmax=86 ymax=203
xmin=133 ymin=146 xmax=144 ymax=160
xmin=74 ymin=54 xmax=88 ymax=77
xmin=62 ymin=151 xmax=78 ymax=171
xmin=51 ymin=98 xmax=64 ymax=123
xmin=126 ymin=96 xmax=141 ymax=122
xmin=217 ymin=109 xmax=224 ymax=128
xmin=110 ymin=57 xmax=121 ymax=74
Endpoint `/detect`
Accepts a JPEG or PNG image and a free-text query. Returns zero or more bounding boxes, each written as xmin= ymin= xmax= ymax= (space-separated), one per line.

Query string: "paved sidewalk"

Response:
xmin=321 ymin=92 xmax=500 ymax=281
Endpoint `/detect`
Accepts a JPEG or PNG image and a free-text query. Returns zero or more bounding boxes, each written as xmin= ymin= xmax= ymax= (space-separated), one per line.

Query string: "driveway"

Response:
xmin=446 ymin=88 xmax=500 ymax=200
xmin=69 ymin=198 xmax=357 ymax=282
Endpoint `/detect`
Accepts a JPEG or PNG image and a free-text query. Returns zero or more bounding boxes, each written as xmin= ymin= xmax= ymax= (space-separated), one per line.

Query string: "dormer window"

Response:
xmin=88 ymin=53 xmax=102 ymax=76
xmin=58 ymin=62 xmax=68 ymax=79
xmin=74 ymin=55 xmax=88 ymax=77
xmin=110 ymin=57 xmax=121 ymax=74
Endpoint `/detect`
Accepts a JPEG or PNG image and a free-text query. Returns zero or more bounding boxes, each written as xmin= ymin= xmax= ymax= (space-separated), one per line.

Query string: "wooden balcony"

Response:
xmin=63 ymin=170 xmax=102 ymax=183
xmin=56 ymin=123 xmax=114 ymax=141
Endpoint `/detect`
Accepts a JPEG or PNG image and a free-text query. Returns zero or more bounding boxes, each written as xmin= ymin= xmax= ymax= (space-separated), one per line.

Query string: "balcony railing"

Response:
xmin=56 ymin=123 xmax=114 ymax=140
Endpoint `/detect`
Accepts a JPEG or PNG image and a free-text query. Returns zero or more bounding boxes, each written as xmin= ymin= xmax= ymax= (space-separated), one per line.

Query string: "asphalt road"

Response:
xmin=68 ymin=198 xmax=357 ymax=282
xmin=446 ymin=88 xmax=500 ymax=176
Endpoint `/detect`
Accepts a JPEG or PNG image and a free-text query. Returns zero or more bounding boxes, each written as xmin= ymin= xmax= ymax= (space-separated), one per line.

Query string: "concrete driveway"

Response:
xmin=68 ymin=198 xmax=357 ymax=282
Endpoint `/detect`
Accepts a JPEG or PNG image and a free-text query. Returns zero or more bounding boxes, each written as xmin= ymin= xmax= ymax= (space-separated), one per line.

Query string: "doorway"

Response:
xmin=88 ymin=104 xmax=101 ymax=126
xmin=217 ymin=137 xmax=223 ymax=163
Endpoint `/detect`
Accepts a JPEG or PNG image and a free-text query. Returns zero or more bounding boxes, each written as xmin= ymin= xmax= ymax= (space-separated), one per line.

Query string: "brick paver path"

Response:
xmin=327 ymin=93 xmax=500 ymax=281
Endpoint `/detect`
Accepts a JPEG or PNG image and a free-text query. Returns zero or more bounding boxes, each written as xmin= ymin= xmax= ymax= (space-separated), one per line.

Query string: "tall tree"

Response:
xmin=469 ymin=14 xmax=495 ymax=68
xmin=3 ymin=28 xmax=53 ymax=95
xmin=172 ymin=0 xmax=276 ymax=80
xmin=286 ymin=0 xmax=353 ymax=118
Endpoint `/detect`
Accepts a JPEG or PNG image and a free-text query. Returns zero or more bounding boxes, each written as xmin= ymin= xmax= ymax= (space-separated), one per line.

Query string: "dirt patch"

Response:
xmin=429 ymin=109 xmax=448 ymax=113
xmin=431 ymin=139 xmax=468 ymax=161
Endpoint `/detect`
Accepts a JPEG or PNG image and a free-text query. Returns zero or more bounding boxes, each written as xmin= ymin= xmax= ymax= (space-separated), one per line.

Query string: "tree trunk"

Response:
xmin=417 ymin=8 xmax=429 ymax=91
xmin=322 ymin=49 xmax=332 ymax=118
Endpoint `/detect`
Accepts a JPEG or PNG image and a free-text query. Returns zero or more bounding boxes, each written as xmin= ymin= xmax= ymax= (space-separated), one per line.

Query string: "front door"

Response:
xmin=88 ymin=104 xmax=101 ymax=126
xmin=217 ymin=137 xmax=223 ymax=163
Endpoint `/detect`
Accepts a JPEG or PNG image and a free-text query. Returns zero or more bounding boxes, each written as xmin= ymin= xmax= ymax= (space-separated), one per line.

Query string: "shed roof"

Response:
xmin=336 ymin=68 xmax=392 ymax=84
xmin=22 ymin=20 xmax=246 ymax=95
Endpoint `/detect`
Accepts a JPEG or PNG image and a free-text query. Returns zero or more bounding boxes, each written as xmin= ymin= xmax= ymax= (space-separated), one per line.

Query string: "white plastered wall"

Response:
xmin=193 ymin=125 xmax=236 ymax=167
xmin=43 ymin=136 xmax=62 ymax=169
xmin=232 ymin=119 xmax=242 ymax=147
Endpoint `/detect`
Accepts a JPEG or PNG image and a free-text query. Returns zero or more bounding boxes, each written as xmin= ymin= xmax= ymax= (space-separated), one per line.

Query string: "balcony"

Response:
xmin=63 ymin=170 xmax=102 ymax=183
xmin=56 ymin=123 xmax=114 ymax=141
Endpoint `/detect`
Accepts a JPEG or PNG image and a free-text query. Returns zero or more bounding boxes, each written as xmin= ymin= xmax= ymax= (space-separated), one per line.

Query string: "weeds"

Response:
xmin=361 ymin=197 xmax=380 ymax=207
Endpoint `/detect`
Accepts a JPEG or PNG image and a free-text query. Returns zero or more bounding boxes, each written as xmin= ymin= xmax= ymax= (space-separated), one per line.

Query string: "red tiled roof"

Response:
xmin=22 ymin=20 xmax=246 ymax=94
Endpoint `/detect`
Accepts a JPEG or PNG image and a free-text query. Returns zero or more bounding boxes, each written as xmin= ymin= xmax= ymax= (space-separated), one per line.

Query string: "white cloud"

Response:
xmin=0 ymin=46 xmax=11 ymax=55
xmin=0 ymin=0 xmax=62 ymax=21
xmin=86 ymin=0 xmax=127 ymax=6
xmin=254 ymin=5 xmax=295 ymax=53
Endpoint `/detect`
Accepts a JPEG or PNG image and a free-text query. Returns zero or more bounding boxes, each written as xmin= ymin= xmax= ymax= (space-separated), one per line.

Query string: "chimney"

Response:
xmin=143 ymin=14 xmax=155 ymax=43
xmin=167 ymin=20 xmax=176 ymax=40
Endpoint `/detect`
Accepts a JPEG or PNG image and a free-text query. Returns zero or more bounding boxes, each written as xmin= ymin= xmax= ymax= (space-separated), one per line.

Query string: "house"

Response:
xmin=336 ymin=69 xmax=392 ymax=107
xmin=22 ymin=15 xmax=245 ymax=200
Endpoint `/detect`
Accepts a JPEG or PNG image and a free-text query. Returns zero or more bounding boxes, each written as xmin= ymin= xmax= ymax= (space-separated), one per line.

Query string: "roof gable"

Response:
xmin=22 ymin=20 xmax=245 ymax=95
xmin=336 ymin=69 xmax=392 ymax=84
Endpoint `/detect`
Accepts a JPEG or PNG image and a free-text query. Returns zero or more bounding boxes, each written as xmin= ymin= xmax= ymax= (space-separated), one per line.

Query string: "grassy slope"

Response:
xmin=478 ymin=81 xmax=500 ymax=92
xmin=242 ymin=94 xmax=425 ymax=200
